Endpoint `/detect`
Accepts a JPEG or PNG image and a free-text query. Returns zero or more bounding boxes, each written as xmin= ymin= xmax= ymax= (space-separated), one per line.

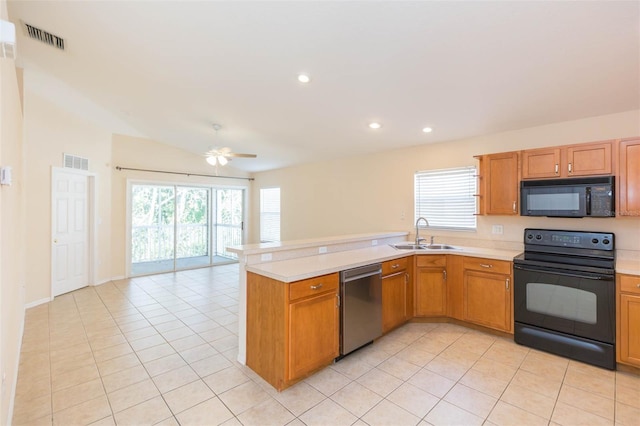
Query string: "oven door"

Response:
xmin=514 ymin=263 xmax=615 ymax=344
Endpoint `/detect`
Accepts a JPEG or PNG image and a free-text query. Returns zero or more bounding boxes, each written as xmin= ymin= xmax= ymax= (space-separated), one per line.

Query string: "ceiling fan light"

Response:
xmin=206 ymin=155 xmax=217 ymax=166
xmin=218 ymin=156 xmax=228 ymax=166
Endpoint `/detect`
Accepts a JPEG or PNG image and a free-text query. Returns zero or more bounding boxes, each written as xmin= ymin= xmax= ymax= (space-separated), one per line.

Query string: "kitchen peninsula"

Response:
xmin=228 ymin=232 xmax=523 ymax=390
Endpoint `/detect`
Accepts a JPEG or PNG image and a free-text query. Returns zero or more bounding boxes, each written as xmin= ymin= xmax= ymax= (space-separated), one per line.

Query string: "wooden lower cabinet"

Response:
xmin=462 ymin=257 xmax=512 ymax=333
xmin=415 ymin=255 xmax=447 ymax=316
xmin=382 ymin=257 xmax=411 ymax=333
xmin=617 ymin=274 xmax=640 ymax=367
xmin=289 ymin=291 xmax=339 ymax=380
xmin=247 ymin=272 xmax=339 ymax=391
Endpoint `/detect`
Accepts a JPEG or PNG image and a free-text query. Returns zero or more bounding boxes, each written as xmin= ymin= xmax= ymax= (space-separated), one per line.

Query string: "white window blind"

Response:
xmin=414 ymin=166 xmax=477 ymax=230
xmin=260 ymin=187 xmax=281 ymax=242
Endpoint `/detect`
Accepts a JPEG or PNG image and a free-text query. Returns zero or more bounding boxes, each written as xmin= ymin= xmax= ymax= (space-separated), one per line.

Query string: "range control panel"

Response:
xmin=523 ymin=228 xmax=614 ymax=251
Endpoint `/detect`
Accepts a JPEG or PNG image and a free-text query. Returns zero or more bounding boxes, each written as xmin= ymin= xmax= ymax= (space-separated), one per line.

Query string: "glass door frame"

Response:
xmin=126 ymin=179 xmax=248 ymax=277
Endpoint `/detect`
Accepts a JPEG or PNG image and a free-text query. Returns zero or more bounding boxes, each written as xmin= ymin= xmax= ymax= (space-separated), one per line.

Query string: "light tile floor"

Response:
xmin=12 ymin=264 xmax=640 ymax=426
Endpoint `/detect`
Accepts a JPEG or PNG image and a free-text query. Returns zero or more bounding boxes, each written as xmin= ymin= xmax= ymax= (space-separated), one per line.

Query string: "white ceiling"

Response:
xmin=8 ymin=1 xmax=639 ymax=172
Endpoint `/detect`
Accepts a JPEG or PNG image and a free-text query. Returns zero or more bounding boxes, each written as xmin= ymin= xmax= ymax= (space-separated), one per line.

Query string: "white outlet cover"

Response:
xmin=319 ymin=246 xmax=328 ymax=254
xmin=372 ymin=240 xmax=378 ymax=246
xmin=261 ymin=253 xmax=273 ymax=261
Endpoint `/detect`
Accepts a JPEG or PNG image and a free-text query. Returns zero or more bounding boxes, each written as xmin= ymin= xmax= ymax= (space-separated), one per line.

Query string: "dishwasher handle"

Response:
xmin=340 ymin=264 xmax=382 ymax=283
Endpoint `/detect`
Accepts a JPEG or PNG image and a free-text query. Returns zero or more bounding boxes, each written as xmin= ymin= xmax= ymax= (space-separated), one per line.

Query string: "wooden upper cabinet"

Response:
xmin=618 ymin=138 xmax=640 ymax=217
xmin=477 ymin=152 xmax=519 ymax=215
xmin=565 ymin=142 xmax=612 ymax=177
xmin=522 ymin=141 xmax=613 ymax=179
xmin=522 ymin=148 xmax=561 ymax=178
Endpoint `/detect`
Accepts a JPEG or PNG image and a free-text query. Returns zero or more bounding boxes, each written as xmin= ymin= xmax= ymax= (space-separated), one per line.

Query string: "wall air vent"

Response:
xmin=63 ymin=154 xmax=89 ymax=171
xmin=23 ymin=22 xmax=64 ymax=50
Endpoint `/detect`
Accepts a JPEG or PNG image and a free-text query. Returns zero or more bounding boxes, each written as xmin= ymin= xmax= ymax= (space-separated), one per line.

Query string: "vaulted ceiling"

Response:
xmin=8 ymin=1 xmax=639 ymax=172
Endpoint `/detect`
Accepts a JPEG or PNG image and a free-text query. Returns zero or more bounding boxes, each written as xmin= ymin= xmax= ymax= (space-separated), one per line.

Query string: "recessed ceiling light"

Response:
xmin=297 ymin=74 xmax=311 ymax=83
xmin=369 ymin=122 xmax=382 ymax=129
xmin=422 ymin=127 xmax=433 ymax=133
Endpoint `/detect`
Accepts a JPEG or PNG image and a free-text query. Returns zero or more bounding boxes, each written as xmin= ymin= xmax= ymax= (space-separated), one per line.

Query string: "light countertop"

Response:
xmin=616 ymin=259 xmax=640 ymax=276
xmin=246 ymin=243 xmax=522 ymax=282
xmin=227 ymin=232 xmax=408 ymax=256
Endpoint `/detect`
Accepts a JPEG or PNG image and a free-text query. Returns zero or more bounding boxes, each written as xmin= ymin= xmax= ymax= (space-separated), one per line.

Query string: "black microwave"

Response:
xmin=520 ymin=176 xmax=615 ymax=217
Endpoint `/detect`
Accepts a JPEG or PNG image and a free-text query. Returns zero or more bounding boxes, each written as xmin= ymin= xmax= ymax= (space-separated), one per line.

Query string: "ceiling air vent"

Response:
xmin=23 ymin=22 xmax=64 ymax=50
xmin=63 ymin=154 xmax=88 ymax=171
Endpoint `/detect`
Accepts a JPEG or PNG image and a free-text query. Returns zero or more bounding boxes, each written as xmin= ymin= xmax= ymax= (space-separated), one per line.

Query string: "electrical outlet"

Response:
xmin=400 ymin=211 xmax=406 ymax=220
xmin=319 ymin=246 xmax=328 ymax=254
xmin=371 ymin=240 xmax=378 ymax=246
xmin=492 ymin=225 xmax=504 ymax=235
xmin=261 ymin=253 xmax=272 ymax=262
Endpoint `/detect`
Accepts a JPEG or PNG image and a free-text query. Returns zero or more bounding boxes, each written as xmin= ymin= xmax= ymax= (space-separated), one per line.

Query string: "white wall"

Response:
xmin=250 ymin=110 xmax=640 ymax=251
xmin=23 ymin=85 xmax=113 ymax=304
xmin=0 ymin=1 xmax=26 ymax=421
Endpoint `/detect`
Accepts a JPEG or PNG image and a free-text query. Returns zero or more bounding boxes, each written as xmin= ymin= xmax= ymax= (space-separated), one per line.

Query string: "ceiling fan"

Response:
xmin=205 ymin=124 xmax=257 ymax=167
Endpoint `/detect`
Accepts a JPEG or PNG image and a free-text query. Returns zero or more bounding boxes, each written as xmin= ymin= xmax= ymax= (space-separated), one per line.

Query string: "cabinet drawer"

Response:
xmin=382 ymin=257 xmax=409 ymax=275
xmin=416 ymin=255 xmax=446 ymax=268
xmin=463 ymin=257 xmax=511 ymax=275
xmin=289 ymin=273 xmax=339 ymax=302
xmin=620 ymin=274 xmax=640 ymax=295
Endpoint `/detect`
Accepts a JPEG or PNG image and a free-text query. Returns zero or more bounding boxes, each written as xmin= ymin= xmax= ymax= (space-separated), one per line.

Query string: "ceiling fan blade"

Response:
xmin=225 ymin=153 xmax=257 ymax=158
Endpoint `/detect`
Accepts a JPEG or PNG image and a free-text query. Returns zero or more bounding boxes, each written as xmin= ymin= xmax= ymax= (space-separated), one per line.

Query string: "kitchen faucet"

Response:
xmin=415 ymin=217 xmax=429 ymax=245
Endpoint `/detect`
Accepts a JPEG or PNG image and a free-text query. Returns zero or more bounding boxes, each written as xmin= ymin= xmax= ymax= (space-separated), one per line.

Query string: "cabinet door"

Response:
xmin=522 ymin=148 xmax=561 ymax=179
xmin=463 ymin=270 xmax=511 ymax=332
xmin=620 ymin=294 xmax=640 ymax=367
xmin=484 ymin=152 xmax=519 ymax=215
xmin=382 ymin=272 xmax=408 ymax=333
xmin=565 ymin=142 xmax=612 ymax=177
xmin=618 ymin=138 xmax=640 ymax=216
xmin=288 ymin=291 xmax=338 ymax=381
xmin=415 ymin=267 xmax=446 ymax=316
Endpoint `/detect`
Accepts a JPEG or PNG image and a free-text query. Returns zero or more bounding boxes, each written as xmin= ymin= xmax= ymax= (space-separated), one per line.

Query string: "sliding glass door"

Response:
xmin=131 ymin=185 xmax=176 ymax=275
xmin=175 ymin=187 xmax=210 ymax=270
xmin=130 ymin=183 xmax=244 ymax=276
xmin=213 ymin=189 xmax=244 ymax=261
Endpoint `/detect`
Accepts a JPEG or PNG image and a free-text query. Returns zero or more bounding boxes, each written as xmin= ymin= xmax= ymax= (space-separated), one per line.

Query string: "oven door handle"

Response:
xmin=513 ymin=263 xmax=613 ymax=281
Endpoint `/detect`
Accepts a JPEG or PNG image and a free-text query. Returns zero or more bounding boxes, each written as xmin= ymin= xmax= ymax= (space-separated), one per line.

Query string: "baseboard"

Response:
xmin=91 ymin=276 xmax=125 ymax=287
xmin=24 ymin=297 xmax=52 ymax=310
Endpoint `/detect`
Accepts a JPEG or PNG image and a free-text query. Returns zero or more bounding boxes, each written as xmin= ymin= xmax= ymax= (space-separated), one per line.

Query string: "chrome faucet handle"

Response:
xmin=430 ymin=236 xmax=435 ymax=245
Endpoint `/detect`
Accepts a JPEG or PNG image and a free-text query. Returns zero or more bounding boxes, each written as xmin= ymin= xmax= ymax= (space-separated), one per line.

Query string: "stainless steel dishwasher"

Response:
xmin=339 ymin=263 xmax=383 ymax=357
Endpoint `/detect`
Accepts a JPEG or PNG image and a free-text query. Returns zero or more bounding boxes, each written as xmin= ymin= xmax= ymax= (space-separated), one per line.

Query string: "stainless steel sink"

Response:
xmin=391 ymin=243 xmax=459 ymax=250
xmin=423 ymin=244 xmax=458 ymax=250
xmin=392 ymin=243 xmax=425 ymax=250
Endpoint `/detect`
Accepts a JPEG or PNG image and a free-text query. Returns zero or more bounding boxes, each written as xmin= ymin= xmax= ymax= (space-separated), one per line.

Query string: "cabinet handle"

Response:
xmin=336 ymin=294 xmax=340 ymax=307
xmin=568 ymin=163 xmax=572 ymax=174
xmin=405 ymin=273 xmax=409 ymax=284
xmin=636 ymin=284 xmax=640 ymax=288
xmin=480 ymin=263 xmax=493 ymax=268
xmin=443 ymin=270 xmax=447 ymax=281
xmin=310 ymin=284 xmax=323 ymax=290
xmin=512 ymin=201 xmax=516 ymax=212
xmin=554 ymin=164 xmax=559 ymax=174
xmin=391 ymin=264 xmax=399 ymax=269
xmin=506 ymin=278 xmax=510 ymax=290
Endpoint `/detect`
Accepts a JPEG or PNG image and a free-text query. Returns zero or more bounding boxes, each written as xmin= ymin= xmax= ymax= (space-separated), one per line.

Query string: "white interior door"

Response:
xmin=52 ymin=169 xmax=89 ymax=296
